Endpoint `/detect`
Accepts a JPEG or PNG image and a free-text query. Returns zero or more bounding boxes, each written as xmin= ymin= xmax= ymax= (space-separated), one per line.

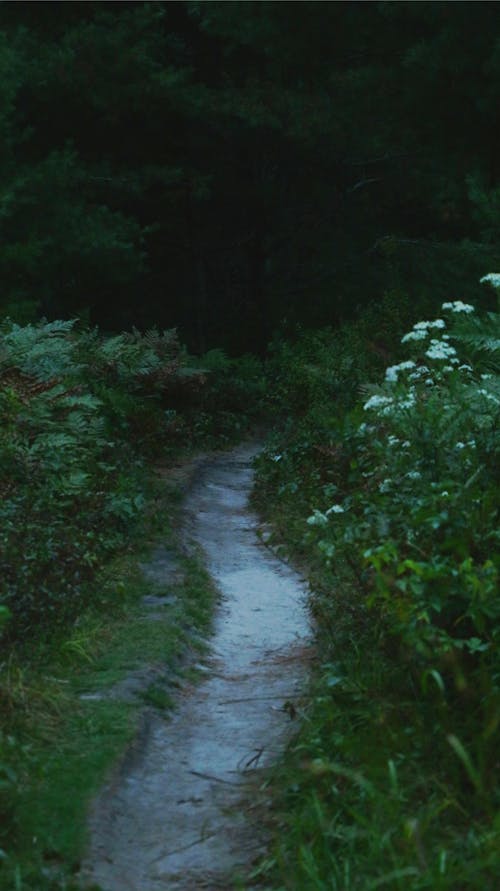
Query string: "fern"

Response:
xmin=0 ymin=319 xmax=81 ymax=380
xmin=452 ymin=311 xmax=500 ymax=372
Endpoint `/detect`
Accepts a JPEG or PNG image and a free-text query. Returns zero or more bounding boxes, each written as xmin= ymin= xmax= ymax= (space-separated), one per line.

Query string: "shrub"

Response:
xmin=0 ymin=320 xmax=192 ymax=638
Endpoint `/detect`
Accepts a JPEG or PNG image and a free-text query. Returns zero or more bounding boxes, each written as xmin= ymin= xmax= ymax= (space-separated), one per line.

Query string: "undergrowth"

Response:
xmin=0 ymin=319 xmax=264 ymax=639
xmin=0 ymin=487 xmax=217 ymax=890
xmin=253 ymin=281 xmax=500 ymax=889
xmin=0 ymin=317 xmax=263 ymax=887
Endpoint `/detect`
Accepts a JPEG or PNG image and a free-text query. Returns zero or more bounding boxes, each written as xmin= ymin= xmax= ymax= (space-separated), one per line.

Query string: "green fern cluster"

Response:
xmin=0 ymin=319 xmax=186 ymax=638
xmin=452 ymin=310 xmax=500 ymax=373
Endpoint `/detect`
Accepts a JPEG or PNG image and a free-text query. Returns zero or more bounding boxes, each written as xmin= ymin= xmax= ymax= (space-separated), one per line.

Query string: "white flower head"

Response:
xmin=442 ymin=300 xmax=475 ymax=313
xmin=425 ymin=341 xmax=458 ymax=360
xmin=408 ymin=365 xmax=430 ymax=381
xmin=401 ymin=319 xmax=446 ymax=344
xmin=397 ymin=389 xmax=417 ymax=409
xmin=307 ymin=510 xmax=328 ymax=527
xmin=414 ymin=320 xmax=446 ymax=330
xmin=480 ymin=273 xmax=500 ymax=289
xmin=363 ymin=394 xmax=394 ymax=411
xmin=402 ymin=329 xmax=428 ymax=343
xmin=326 ymin=504 xmax=345 ymax=515
xmin=477 ymin=388 xmax=500 ymax=405
xmin=385 ymin=360 xmax=416 ymax=382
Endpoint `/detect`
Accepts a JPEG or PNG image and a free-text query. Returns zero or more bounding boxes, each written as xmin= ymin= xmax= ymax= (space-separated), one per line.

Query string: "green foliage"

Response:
xmin=254 ymin=281 xmax=500 ymax=888
xmin=0 ymin=320 xmax=193 ymax=638
xmin=302 ymin=304 xmax=499 ymax=678
xmin=187 ymin=348 xmax=267 ymax=444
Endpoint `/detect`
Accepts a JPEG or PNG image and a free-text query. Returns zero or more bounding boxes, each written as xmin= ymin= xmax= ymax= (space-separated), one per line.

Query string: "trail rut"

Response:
xmin=81 ymin=442 xmax=311 ymax=890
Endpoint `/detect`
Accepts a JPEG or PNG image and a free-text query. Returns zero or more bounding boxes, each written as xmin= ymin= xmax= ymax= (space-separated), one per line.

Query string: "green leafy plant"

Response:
xmin=254 ymin=281 xmax=500 ymax=889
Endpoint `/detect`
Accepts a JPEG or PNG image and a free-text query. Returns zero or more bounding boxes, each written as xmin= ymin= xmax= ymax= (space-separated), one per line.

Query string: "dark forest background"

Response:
xmin=1 ymin=0 xmax=500 ymax=353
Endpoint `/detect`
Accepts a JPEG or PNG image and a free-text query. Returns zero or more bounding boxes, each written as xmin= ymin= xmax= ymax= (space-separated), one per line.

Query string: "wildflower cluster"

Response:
xmin=441 ymin=300 xmax=475 ymax=313
xmin=305 ymin=288 xmax=499 ymax=679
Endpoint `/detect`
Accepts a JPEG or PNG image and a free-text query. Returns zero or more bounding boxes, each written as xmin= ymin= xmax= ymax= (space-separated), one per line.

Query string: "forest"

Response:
xmin=0 ymin=2 xmax=499 ymax=889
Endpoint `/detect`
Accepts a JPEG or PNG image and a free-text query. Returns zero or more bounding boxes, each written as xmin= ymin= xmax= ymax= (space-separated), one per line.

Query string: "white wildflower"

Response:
xmin=385 ymin=360 xmax=416 ymax=382
xmin=481 ymin=373 xmax=492 ymax=380
xmin=387 ymin=435 xmax=400 ymax=446
xmin=401 ymin=319 xmax=446 ymax=344
xmin=414 ymin=320 xmax=446 ymax=330
xmin=425 ymin=341 xmax=458 ymax=360
xmin=441 ymin=491 xmax=449 ymax=497
xmin=307 ymin=510 xmax=328 ymax=527
xmin=272 ymin=454 xmax=282 ymax=462
xmin=406 ymin=470 xmax=422 ymax=480
xmin=480 ymin=273 xmax=500 ymax=288
xmin=401 ymin=440 xmax=410 ymax=448
xmin=408 ymin=365 xmax=430 ymax=381
xmin=477 ymin=388 xmax=500 ymax=404
xmin=442 ymin=300 xmax=475 ymax=313
xmin=402 ymin=329 xmax=428 ymax=343
xmin=397 ymin=387 xmax=417 ymax=409
xmin=363 ymin=394 xmax=394 ymax=411
xmin=379 ymin=479 xmax=392 ymax=493
xmin=458 ymin=364 xmax=473 ymax=372
xmin=455 ymin=442 xmax=465 ymax=450
xmin=326 ymin=504 xmax=345 ymax=515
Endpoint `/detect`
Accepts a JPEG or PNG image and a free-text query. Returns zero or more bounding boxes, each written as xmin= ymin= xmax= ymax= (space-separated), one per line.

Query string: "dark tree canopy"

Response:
xmin=0 ymin=0 xmax=499 ymax=352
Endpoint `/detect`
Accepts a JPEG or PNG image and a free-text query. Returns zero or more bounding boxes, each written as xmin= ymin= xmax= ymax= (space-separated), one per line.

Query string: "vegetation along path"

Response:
xmin=81 ymin=442 xmax=312 ymax=890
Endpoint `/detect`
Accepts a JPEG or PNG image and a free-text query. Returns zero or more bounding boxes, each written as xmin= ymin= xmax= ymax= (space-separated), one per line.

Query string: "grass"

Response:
xmin=248 ymin=535 xmax=500 ymax=891
xmin=0 ymin=472 xmax=218 ymax=891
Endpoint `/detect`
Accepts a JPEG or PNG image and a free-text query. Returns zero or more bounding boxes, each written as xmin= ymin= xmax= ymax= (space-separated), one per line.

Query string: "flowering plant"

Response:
xmin=305 ymin=290 xmax=499 ymax=684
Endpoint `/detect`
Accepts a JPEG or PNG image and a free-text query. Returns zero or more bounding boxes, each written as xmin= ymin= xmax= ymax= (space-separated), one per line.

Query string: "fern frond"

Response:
xmin=452 ymin=312 xmax=500 ymax=372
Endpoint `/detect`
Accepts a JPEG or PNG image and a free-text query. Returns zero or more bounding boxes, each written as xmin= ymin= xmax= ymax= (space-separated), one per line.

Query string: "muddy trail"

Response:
xmin=81 ymin=443 xmax=312 ymax=890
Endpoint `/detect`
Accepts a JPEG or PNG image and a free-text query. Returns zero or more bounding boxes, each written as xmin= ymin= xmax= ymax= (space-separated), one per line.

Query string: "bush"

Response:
xmin=0 ymin=320 xmax=194 ymax=638
xmin=253 ymin=281 xmax=500 ymax=888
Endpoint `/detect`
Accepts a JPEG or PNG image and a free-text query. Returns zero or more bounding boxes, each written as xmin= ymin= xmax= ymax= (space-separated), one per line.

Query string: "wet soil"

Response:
xmin=81 ymin=443 xmax=312 ymax=890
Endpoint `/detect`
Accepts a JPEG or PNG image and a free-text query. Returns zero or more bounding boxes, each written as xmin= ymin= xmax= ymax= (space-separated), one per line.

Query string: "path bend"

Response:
xmin=82 ymin=442 xmax=312 ymax=890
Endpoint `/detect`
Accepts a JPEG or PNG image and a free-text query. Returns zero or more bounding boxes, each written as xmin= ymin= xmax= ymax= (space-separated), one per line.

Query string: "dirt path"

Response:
xmin=81 ymin=443 xmax=311 ymax=890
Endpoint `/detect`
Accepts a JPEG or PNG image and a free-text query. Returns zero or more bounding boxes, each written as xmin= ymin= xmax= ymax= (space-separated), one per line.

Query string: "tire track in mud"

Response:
xmin=81 ymin=442 xmax=312 ymax=890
